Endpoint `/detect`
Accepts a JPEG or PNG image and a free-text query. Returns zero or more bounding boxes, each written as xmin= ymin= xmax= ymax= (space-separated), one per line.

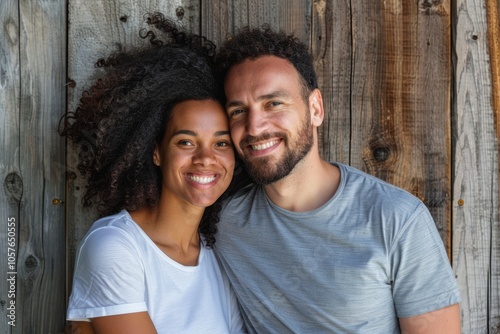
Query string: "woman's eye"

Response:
xmin=178 ymin=140 xmax=194 ymax=146
xmin=216 ymin=141 xmax=232 ymax=147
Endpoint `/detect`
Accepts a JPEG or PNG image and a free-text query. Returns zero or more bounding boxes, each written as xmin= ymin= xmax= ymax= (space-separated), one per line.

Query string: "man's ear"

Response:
xmin=309 ymin=88 xmax=324 ymax=127
xmin=153 ymin=145 xmax=161 ymax=166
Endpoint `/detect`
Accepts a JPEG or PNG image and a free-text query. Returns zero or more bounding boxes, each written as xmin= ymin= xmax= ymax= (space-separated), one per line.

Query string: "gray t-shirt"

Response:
xmin=215 ymin=163 xmax=461 ymax=333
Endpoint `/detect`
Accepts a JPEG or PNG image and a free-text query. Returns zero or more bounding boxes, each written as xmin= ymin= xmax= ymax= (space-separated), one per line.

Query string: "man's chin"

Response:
xmin=245 ymin=164 xmax=290 ymax=185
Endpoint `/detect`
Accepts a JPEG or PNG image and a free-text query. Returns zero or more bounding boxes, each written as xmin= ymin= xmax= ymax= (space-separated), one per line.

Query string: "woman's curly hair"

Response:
xmin=60 ymin=13 xmax=224 ymax=247
xmin=214 ymin=24 xmax=318 ymax=99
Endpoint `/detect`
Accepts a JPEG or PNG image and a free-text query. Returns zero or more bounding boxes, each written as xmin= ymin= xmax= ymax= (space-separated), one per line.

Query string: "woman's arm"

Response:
xmin=66 ymin=313 xmax=157 ymax=334
xmin=91 ymin=312 xmax=157 ymax=334
xmin=66 ymin=321 xmax=95 ymax=334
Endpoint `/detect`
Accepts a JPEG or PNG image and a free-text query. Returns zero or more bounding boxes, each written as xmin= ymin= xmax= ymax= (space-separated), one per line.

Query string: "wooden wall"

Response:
xmin=1 ymin=0 xmax=67 ymax=332
xmin=0 ymin=0 xmax=499 ymax=332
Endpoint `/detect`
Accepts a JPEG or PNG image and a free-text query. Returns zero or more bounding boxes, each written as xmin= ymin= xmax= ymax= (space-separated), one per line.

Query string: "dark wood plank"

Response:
xmin=10 ymin=0 xmax=68 ymax=332
xmin=0 ymin=0 xmax=22 ymax=330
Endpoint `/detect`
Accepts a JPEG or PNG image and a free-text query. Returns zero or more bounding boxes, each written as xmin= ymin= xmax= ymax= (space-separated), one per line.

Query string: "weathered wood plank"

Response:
xmin=312 ymin=0 xmax=352 ymax=165
xmin=348 ymin=0 xmax=452 ymax=252
xmin=0 ymin=0 xmax=21 ymax=332
xmin=5 ymin=0 xmax=68 ymax=332
xmin=66 ymin=0 xmax=199 ymax=301
xmin=452 ymin=0 xmax=499 ymax=332
xmin=201 ymin=0 xmax=311 ymax=46
xmin=200 ymin=0 xmax=249 ymax=42
xmin=485 ymin=0 xmax=500 ymax=330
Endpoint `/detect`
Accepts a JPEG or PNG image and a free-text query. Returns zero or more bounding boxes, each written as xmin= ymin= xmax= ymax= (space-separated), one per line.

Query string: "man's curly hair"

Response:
xmin=214 ymin=24 xmax=318 ymax=98
xmin=60 ymin=13 xmax=224 ymax=247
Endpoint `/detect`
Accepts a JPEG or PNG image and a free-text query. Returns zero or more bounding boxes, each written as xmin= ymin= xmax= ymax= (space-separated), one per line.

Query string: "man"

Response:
xmin=214 ymin=25 xmax=461 ymax=333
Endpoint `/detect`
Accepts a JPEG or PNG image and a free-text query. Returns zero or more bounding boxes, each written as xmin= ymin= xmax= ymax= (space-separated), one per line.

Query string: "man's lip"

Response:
xmin=244 ymin=138 xmax=282 ymax=156
xmin=248 ymin=139 xmax=281 ymax=151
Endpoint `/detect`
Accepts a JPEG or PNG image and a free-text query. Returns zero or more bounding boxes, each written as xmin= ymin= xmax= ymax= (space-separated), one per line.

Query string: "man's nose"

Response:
xmin=246 ymin=108 xmax=268 ymax=136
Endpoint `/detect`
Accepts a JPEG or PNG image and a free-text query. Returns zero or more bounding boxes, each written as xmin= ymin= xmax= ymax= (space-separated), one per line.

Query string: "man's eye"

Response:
xmin=229 ymin=109 xmax=245 ymax=118
xmin=269 ymin=101 xmax=281 ymax=107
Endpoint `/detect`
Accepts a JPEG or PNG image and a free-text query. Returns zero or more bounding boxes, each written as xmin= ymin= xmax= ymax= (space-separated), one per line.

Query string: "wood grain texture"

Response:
xmin=0 ymin=0 xmax=68 ymax=332
xmin=348 ymin=0 xmax=452 ymax=251
xmin=453 ymin=0 xmax=500 ymax=332
xmin=201 ymin=0 xmax=311 ymax=45
xmin=313 ymin=0 xmax=352 ymax=164
xmin=485 ymin=0 xmax=500 ymax=330
xmin=0 ymin=0 xmax=21 ymax=332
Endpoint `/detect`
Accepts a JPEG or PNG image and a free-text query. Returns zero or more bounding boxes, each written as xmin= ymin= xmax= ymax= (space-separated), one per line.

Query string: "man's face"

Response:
xmin=224 ymin=56 xmax=314 ymax=184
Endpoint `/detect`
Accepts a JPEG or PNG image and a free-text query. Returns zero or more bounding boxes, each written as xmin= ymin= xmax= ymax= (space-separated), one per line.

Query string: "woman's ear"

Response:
xmin=153 ymin=145 xmax=161 ymax=166
xmin=309 ymin=88 xmax=324 ymax=127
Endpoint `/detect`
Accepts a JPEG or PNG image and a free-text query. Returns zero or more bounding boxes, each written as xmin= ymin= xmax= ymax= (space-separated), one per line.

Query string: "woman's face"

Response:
xmin=154 ymin=99 xmax=235 ymax=208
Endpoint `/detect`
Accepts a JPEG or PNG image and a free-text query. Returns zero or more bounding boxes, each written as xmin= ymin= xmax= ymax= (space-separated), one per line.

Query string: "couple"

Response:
xmin=62 ymin=13 xmax=461 ymax=334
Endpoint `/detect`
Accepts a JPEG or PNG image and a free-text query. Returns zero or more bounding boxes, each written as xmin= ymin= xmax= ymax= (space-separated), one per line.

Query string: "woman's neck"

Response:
xmin=129 ymin=198 xmax=204 ymax=266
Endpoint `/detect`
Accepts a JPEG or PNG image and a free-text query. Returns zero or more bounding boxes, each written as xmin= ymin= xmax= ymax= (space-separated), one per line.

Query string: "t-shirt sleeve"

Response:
xmin=227 ymin=275 xmax=246 ymax=333
xmin=67 ymin=227 xmax=148 ymax=321
xmin=390 ymin=203 xmax=461 ymax=318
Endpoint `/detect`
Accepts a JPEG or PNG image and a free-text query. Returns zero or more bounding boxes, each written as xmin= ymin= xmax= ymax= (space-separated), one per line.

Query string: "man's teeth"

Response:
xmin=188 ymin=175 xmax=216 ymax=184
xmin=251 ymin=140 xmax=279 ymax=151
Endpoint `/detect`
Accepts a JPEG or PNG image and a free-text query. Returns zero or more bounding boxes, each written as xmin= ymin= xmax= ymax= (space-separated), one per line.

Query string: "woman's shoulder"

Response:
xmin=78 ymin=210 xmax=141 ymax=258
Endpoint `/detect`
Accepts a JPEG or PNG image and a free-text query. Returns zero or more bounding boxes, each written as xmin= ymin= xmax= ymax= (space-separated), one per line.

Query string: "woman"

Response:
xmin=61 ymin=13 xmax=243 ymax=333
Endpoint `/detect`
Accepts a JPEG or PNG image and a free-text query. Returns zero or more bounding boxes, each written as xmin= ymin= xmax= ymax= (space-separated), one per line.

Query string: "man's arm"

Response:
xmin=399 ymin=304 xmax=461 ymax=334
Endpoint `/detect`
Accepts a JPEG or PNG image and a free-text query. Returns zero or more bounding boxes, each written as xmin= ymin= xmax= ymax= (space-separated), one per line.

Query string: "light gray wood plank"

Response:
xmin=452 ymin=0 xmax=499 ymax=332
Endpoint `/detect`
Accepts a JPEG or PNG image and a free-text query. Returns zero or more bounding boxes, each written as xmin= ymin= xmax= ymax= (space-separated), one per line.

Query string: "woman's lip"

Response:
xmin=187 ymin=174 xmax=217 ymax=184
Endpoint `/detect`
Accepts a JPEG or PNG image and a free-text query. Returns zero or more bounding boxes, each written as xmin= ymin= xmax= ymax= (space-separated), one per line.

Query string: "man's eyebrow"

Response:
xmin=226 ymin=100 xmax=244 ymax=109
xmin=259 ymin=91 xmax=290 ymax=100
xmin=226 ymin=90 xmax=290 ymax=109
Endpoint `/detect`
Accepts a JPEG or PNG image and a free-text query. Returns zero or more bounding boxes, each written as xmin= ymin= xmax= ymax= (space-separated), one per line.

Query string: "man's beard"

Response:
xmin=240 ymin=112 xmax=314 ymax=185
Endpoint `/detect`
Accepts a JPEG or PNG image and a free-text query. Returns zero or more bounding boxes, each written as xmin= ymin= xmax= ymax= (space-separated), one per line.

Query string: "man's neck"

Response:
xmin=263 ymin=155 xmax=340 ymax=212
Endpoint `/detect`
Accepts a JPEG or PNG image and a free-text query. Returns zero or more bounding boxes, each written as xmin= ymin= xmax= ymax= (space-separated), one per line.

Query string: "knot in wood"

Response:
xmin=176 ymin=7 xmax=185 ymax=20
xmin=372 ymin=147 xmax=391 ymax=162
xmin=4 ymin=172 xmax=23 ymax=204
xmin=25 ymin=255 xmax=39 ymax=272
xmin=418 ymin=0 xmax=446 ymax=16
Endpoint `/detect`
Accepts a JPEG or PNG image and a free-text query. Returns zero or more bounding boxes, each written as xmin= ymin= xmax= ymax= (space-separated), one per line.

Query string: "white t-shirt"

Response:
xmin=67 ymin=210 xmax=244 ymax=333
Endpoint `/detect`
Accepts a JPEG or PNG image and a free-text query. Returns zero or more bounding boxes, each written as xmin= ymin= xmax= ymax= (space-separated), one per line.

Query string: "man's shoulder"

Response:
xmin=337 ymin=163 xmax=424 ymax=211
xmin=222 ymin=182 xmax=259 ymax=207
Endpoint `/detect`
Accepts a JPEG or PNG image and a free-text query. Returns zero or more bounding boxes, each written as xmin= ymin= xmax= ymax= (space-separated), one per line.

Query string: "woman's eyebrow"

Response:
xmin=215 ymin=130 xmax=231 ymax=136
xmin=173 ymin=129 xmax=197 ymax=136
xmin=173 ymin=130 xmax=230 ymax=137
